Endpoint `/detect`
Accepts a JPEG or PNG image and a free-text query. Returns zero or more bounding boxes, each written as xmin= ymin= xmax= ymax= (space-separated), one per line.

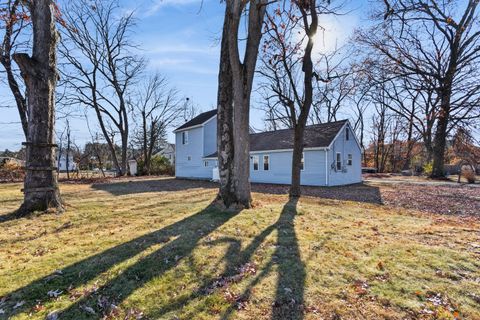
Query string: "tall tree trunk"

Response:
xmin=431 ymin=92 xmax=450 ymax=178
xmin=13 ymin=0 xmax=63 ymax=216
xmin=216 ymin=9 xmax=236 ymax=207
xmin=220 ymin=0 xmax=266 ymax=208
xmin=289 ymin=0 xmax=318 ymax=198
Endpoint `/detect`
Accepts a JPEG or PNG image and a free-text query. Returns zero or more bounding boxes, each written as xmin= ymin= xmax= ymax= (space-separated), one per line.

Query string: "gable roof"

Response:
xmin=174 ymin=109 xmax=217 ymax=132
xmin=205 ymin=120 xmax=348 ymax=158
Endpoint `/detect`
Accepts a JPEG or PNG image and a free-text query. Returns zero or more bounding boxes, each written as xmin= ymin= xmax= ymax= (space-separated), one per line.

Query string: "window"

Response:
xmin=252 ymin=155 xmax=259 ymax=171
xmin=182 ymin=131 xmax=189 ymax=145
xmin=204 ymin=160 xmax=209 ymax=167
xmin=336 ymin=153 xmax=342 ymax=171
xmin=187 ymin=155 xmax=192 ymax=161
xmin=300 ymin=153 xmax=305 ymax=171
xmin=263 ymin=155 xmax=269 ymax=171
xmin=346 ymin=128 xmax=350 ymax=141
xmin=347 ymin=154 xmax=353 ymax=166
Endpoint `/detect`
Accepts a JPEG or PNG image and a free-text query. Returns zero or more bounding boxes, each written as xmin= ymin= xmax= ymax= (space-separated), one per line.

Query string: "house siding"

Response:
xmin=175 ymin=126 xmax=212 ymax=179
xmin=203 ymin=116 xmax=217 ymax=157
xmin=250 ymin=150 xmax=327 ymax=186
xmin=327 ymin=124 xmax=362 ymax=186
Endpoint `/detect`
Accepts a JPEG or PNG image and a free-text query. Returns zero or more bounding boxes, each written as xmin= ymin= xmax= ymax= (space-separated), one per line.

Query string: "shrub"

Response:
xmin=462 ymin=168 xmax=476 ymax=184
xmin=0 ymin=160 xmax=25 ymax=182
xmin=422 ymin=161 xmax=433 ymax=176
xmin=137 ymin=155 xmax=174 ymax=176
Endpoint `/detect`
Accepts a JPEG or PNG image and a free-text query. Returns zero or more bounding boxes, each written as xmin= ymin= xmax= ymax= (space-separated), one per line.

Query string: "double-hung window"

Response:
xmin=347 ymin=154 xmax=353 ymax=166
xmin=263 ymin=155 xmax=270 ymax=171
xmin=252 ymin=155 xmax=259 ymax=171
xmin=182 ymin=131 xmax=189 ymax=145
xmin=336 ymin=153 xmax=342 ymax=171
xmin=300 ymin=153 xmax=305 ymax=171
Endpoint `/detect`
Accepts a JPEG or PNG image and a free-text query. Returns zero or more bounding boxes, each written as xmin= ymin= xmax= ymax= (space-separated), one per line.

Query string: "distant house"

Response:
xmin=174 ymin=109 xmax=362 ymax=186
xmin=155 ymin=143 xmax=175 ymax=164
xmin=57 ymin=151 xmax=77 ymax=172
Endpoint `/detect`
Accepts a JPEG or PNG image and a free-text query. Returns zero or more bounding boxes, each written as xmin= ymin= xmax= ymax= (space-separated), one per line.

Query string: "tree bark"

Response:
xmin=13 ymin=0 xmax=63 ymax=216
xmin=431 ymin=93 xmax=451 ymax=178
xmin=216 ymin=8 xmax=236 ymax=207
xmin=289 ymin=0 xmax=318 ymax=198
xmin=218 ymin=0 xmax=266 ymax=208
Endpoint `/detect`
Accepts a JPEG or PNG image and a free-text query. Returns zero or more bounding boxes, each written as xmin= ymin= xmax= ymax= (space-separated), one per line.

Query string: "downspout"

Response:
xmin=325 ymin=149 xmax=329 ymax=186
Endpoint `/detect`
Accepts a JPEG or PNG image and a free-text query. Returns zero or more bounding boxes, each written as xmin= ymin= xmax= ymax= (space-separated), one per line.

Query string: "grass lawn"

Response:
xmin=0 ymin=178 xmax=479 ymax=319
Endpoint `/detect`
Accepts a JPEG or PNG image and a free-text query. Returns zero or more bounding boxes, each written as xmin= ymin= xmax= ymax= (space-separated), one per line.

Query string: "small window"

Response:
xmin=347 ymin=154 xmax=352 ymax=166
xmin=336 ymin=153 xmax=342 ymax=171
xmin=252 ymin=155 xmax=259 ymax=171
xmin=300 ymin=153 xmax=304 ymax=171
xmin=263 ymin=155 xmax=269 ymax=171
xmin=187 ymin=155 xmax=192 ymax=161
xmin=182 ymin=131 xmax=189 ymax=145
xmin=204 ymin=160 xmax=208 ymax=167
xmin=346 ymin=128 xmax=350 ymax=141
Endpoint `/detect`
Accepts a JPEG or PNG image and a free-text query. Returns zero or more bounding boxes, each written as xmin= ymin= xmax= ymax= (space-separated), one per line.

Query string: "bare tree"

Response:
xmin=13 ymin=0 xmax=63 ymax=216
xmin=59 ymin=0 xmax=145 ymax=176
xmin=216 ymin=0 xmax=267 ymax=208
xmin=0 ymin=0 xmax=30 ymax=138
xmin=130 ymin=74 xmax=182 ymax=175
xmin=359 ymin=0 xmax=480 ymax=178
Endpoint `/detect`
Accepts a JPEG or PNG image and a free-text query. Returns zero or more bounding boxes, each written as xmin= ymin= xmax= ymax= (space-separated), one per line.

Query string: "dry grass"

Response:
xmin=0 ymin=178 xmax=479 ymax=320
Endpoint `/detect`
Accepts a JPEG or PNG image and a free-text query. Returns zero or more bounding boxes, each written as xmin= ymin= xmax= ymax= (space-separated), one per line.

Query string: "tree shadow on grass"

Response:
xmin=144 ymin=198 xmax=306 ymax=320
xmin=91 ymin=178 xmax=217 ymax=196
xmin=2 ymin=202 xmax=241 ymax=319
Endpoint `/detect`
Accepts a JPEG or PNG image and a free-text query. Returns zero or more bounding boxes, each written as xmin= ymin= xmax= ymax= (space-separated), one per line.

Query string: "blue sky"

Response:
xmin=0 ymin=0 xmax=366 ymax=150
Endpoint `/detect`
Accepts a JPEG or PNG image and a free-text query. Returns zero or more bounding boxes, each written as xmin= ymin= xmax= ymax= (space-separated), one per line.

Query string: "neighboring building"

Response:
xmin=155 ymin=143 xmax=175 ymax=164
xmin=174 ymin=109 xmax=362 ymax=186
xmin=57 ymin=151 xmax=77 ymax=172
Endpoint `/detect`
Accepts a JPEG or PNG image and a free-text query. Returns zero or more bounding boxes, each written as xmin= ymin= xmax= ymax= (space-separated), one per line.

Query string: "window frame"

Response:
xmin=252 ymin=155 xmax=259 ymax=171
xmin=263 ymin=155 xmax=270 ymax=171
xmin=182 ymin=131 xmax=189 ymax=145
xmin=347 ymin=154 xmax=353 ymax=166
xmin=336 ymin=152 xmax=342 ymax=171
xmin=300 ymin=152 xmax=305 ymax=171
xmin=204 ymin=160 xmax=209 ymax=167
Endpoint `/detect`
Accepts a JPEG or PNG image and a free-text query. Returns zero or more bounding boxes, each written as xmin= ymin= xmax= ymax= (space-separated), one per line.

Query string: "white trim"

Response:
xmin=203 ymin=156 xmax=218 ymax=160
xmin=263 ymin=155 xmax=270 ymax=171
xmin=173 ymin=114 xmax=217 ymax=133
xmin=252 ymin=155 xmax=259 ymax=171
xmin=336 ymin=152 xmax=342 ymax=171
xmin=327 ymin=120 xmax=362 ymax=152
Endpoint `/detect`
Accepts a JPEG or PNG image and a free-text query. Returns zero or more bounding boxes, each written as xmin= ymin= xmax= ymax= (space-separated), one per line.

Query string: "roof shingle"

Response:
xmin=174 ymin=109 xmax=217 ymax=132
xmin=204 ymin=119 xmax=348 ymax=158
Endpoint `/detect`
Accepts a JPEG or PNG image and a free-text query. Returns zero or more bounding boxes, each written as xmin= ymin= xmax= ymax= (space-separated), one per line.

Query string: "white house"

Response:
xmin=57 ymin=151 xmax=77 ymax=172
xmin=174 ymin=109 xmax=362 ymax=186
xmin=155 ymin=143 xmax=175 ymax=164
